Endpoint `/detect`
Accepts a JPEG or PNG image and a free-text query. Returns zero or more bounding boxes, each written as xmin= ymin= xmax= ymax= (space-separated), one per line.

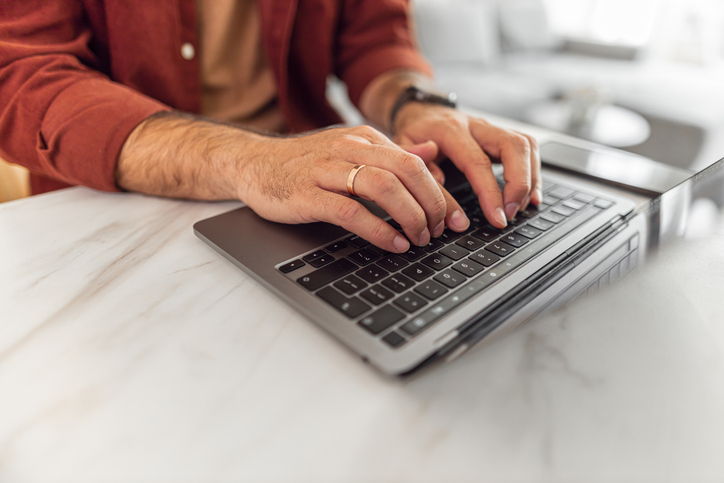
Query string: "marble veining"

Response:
xmin=1 ymin=187 xmax=724 ymax=483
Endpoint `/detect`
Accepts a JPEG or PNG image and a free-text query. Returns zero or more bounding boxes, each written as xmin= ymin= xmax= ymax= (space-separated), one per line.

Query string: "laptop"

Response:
xmin=194 ymin=139 xmax=698 ymax=376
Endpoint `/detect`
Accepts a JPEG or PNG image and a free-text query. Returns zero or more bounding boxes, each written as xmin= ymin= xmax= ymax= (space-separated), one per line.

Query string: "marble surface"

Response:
xmin=2 ymin=187 xmax=724 ymax=483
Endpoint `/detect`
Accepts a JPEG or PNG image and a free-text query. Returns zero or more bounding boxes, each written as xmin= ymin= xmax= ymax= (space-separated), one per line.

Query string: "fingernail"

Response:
xmin=536 ymin=189 xmax=543 ymax=204
xmin=418 ymin=227 xmax=431 ymax=246
xmin=495 ymin=207 xmax=508 ymax=227
xmin=432 ymin=221 xmax=445 ymax=237
xmin=504 ymin=203 xmax=519 ymax=221
xmin=451 ymin=210 xmax=470 ymax=231
xmin=393 ymin=235 xmax=410 ymax=253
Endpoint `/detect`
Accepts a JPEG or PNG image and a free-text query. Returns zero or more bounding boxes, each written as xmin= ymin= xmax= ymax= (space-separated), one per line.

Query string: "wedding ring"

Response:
xmin=346 ymin=164 xmax=366 ymax=197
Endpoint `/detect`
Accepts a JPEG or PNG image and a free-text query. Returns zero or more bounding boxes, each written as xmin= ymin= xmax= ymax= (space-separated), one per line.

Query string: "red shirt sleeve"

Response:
xmin=0 ymin=0 xmax=171 ymax=192
xmin=334 ymin=0 xmax=434 ymax=107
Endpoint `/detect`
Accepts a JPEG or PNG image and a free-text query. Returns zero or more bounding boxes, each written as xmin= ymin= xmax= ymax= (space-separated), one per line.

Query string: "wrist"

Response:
xmin=388 ymin=86 xmax=457 ymax=137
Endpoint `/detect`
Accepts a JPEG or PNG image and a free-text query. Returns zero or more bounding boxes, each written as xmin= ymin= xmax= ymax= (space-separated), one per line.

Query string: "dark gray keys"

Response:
xmin=279 ymin=259 xmax=305 ymax=273
xmin=528 ymin=218 xmax=554 ymax=231
xmin=414 ymin=280 xmax=448 ymax=300
xmin=456 ymin=235 xmax=485 ymax=251
xmin=382 ymin=273 xmax=416 ymax=293
xmin=452 ymin=259 xmax=484 ymax=277
xmin=297 ymin=258 xmax=357 ymax=291
xmin=324 ymin=241 xmax=348 ymax=253
xmin=485 ymin=241 xmax=515 ymax=257
xmin=438 ymin=229 xmax=462 ymax=243
xmin=381 ymin=331 xmax=406 ymax=348
xmin=402 ymin=263 xmax=434 ymax=281
xmin=377 ymin=254 xmax=409 ymax=272
xmin=394 ymin=292 xmax=429 ymax=313
xmin=334 ymin=275 xmax=368 ymax=295
xmin=400 ymin=246 xmax=427 ymax=262
xmin=348 ymin=248 xmax=379 ymax=266
xmin=423 ymin=238 xmax=445 ymax=252
xmin=356 ymin=265 xmax=389 ymax=283
xmin=472 ymin=226 xmax=500 ymax=242
xmin=469 ymin=250 xmax=499 ymax=266
xmin=421 ymin=253 xmax=453 ymax=271
xmin=309 ymin=254 xmax=335 ymax=268
xmin=346 ymin=235 xmax=371 ymax=248
xmin=303 ymin=250 xmax=326 ymax=263
xmin=434 ymin=269 xmax=466 ymax=288
xmin=439 ymin=244 xmax=469 ymax=261
xmin=360 ymin=285 xmax=395 ymax=305
xmin=516 ymin=225 xmax=542 ymax=239
xmin=500 ymin=233 xmax=529 ymax=248
xmin=317 ymin=287 xmax=370 ymax=318
xmin=358 ymin=305 xmax=405 ymax=335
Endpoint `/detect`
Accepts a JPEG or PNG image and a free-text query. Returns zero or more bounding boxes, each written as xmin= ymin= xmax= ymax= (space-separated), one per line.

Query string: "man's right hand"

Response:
xmin=238 ymin=125 xmax=467 ymax=254
xmin=117 ymin=115 xmax=466 ymax=254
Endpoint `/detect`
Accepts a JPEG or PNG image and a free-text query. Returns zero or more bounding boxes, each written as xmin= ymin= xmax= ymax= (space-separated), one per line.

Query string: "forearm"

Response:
xmin=116 ymin=112 xmax=272 ymax=201
xmin=358 ymin=70 xmax=434 ymax=134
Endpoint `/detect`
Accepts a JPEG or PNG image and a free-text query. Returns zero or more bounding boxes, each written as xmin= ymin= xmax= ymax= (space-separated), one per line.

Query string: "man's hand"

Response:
xmin=393 ymin=103 xmax=541 ymax=229
xmin=117 ymin=113 xmax=466 ymax=254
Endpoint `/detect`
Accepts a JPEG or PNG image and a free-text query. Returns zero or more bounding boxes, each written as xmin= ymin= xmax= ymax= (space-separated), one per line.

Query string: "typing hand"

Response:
xmin=237 ymin=125 xmax=466 ymax=254
xmin=392 ymin=103 xmax=542 ymax=229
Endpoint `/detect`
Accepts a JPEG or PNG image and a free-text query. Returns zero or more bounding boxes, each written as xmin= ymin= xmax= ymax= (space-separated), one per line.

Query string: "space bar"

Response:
xmin=297 ymin=258 xmax=357 ymax=291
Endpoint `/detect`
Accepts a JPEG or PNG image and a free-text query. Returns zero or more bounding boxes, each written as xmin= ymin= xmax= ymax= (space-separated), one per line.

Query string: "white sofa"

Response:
xmin=413 ymin=0 xmax=724 ymax=171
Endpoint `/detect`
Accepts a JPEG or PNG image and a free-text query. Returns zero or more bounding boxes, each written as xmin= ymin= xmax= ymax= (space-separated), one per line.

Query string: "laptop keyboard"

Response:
xmin=278 ymin=181 xmax=614 ymax=349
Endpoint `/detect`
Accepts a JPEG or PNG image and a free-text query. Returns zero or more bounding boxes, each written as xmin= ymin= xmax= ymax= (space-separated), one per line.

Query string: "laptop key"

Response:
xmin=434 ymin=269 xmax=466 ymax=288
xmin=377 ymin=254 xmax=409 ymax=272
xmin=438 ymin=228 xmax=462 ymax=243
xmin=528 ymin=218 xmax=554 ymax=231
xmin=348 ymin=248 xmax=380 ymax=266
xmin=516 ymin=225 xmax=542 ymax=239
xmin=279 ymin=259 xmax=305 ymax=273
xmin=573 ymin=192 xmax=595 ymax=203
xmin=400 ymin=246 xmax=427 ymax=262
xmin=394 ymin=292 xmax=429 ymax=313
xmin=346 ymin=235 xmax=371 ymax=248
xmin=360 ymin=285 xmax=395 ymax=305
xmin=563 ymin=198 xmax=586 ymax=210
xmin=309 ymin=254 xmax=335 ymax=268
xmin=402 ymin=263 xmax=435 ymax=282
xmin=303 ymin=250 xmax=326 ymax=263
xmin=316 ymin=287 xmax=371 ymax=319
xmin=334 ymin=274 xmax=368 ymax=295
xmin=456 ymin=235 xmax=485 ymax=251
xmin=324 ymin=241 xmax=348 ymax=253
xmin=356 ymin=265 xmax=390 ymax=284
xmin=297 ymin=258 xmax=357 ymax=291
xmin=381 ymin=331 xmax=407 ymax=348
xmin=439 ymin=244 xmax=469 ymax=261
xmin=501 ymin=233 xmax=529 ymax=248
xmin=540 ymin=211 xmax=565 ymax=224
xmin=547 ymin=186 xmax=575 ymax=199
xmin=471 ymin=226 xmax=500 ymax=242
xmin=469 ymin=250 xmax=500 ymax=267
xmin=414 ymin=280 xmax=448 ymax=300
xmin=382 ymin=273 xmax=416 ymax=293
xmin=486 ymin=241 xmax=515 ymax=257
xmin=358 ymin=305 xmax=405 ymax=335
xmin=452 ymin=259 xmax=485 ymax=277
xmin=552 ymin=205 xmax=575 ymax=217
xmin=594 ymin=198 xmax=614 ymax=209
xmin=423 ymin=238 xmax=446 ymax=252
xmin=421 ymin=253 xmax=453 ymax=271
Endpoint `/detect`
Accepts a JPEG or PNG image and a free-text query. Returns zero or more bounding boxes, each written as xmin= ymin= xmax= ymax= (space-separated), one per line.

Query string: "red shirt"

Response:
xmin=0 ymin=0 xmax=431 ymax=194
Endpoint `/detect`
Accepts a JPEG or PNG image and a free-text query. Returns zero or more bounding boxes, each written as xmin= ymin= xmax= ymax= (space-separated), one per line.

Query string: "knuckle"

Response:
xmin=370 ymin=169 xmax=400 ymax=196
xmin=368 ymin=221 xmax=390 ymax=245
xmin=335 ymin=199 xmax=362 ymax=225
xmin=507 ymin=133 xmax=530 ymax=153
xmin=398 ymin=153 xmax=427 ymax=177
xmin=354 ymin=125 xmax=381 ymax=139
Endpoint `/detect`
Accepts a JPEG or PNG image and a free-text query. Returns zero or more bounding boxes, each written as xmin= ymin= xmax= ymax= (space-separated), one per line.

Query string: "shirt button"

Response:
xmin=180 ymin=42 xmax=195 ymax=60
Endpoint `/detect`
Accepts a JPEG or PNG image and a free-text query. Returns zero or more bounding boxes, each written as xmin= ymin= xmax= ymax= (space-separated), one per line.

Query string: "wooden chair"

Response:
xmin=0 ymin=157 xmax=30 ymax=203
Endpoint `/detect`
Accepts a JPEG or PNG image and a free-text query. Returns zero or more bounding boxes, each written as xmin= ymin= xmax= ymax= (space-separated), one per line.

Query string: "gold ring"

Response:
xmin=346 ymin=164 xmax=366 ymax=197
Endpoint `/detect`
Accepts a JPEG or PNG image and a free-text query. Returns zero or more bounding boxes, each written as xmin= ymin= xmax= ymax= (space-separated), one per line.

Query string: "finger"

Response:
xmin=438 ymin=182 xmax=468 ymax=233
xmin=309 ymin=191 xmax=411 ymax=253
xmin=517 ymin=131 xmax=542 ymax=205
xmin=470 ymin=122 xmax=533 ymax=220
xmin=316 ymin=162 xmax=432 ymax=247
xmin=401 ymin=140 xmax=445 ymax=185
xmin=433 ymin=124 xmax=507 ymax=229
xmin=352 ymin=146 xmax=448 ymax=240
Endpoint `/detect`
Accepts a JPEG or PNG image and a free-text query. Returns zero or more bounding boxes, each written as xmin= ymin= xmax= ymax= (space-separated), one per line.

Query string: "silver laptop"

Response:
xmin=194 ymin=140 xmax=699 ymax=376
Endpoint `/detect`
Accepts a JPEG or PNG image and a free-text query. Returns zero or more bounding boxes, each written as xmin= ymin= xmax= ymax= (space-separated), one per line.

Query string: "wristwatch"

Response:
xmin=389 ymin=86 xmax=458 ymax=136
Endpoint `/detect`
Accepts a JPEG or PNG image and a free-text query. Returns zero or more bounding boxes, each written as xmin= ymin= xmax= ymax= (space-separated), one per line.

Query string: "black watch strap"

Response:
xmin=389 ymin=86 xmax=457 ymax=136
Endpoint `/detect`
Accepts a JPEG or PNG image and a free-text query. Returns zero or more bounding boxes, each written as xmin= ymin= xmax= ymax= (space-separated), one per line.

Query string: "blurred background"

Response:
xmin=411 ymin=0 xmax=724 ymax=172
xmin=3 ymin=0 xmax=724 ymax=202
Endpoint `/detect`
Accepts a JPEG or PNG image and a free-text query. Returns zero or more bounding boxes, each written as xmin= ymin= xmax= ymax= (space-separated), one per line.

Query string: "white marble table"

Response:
xmin=2 ymin=185 xmax=724 ymax=483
